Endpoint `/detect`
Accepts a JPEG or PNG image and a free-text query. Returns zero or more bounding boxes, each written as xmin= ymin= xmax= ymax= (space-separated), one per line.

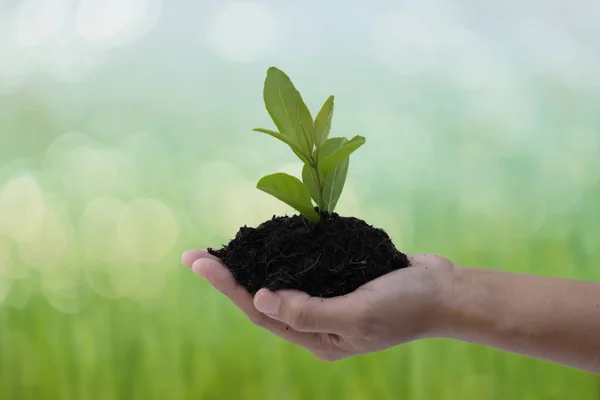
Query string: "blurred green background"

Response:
xmin=1 ymin=0 xmax=599 ymax=398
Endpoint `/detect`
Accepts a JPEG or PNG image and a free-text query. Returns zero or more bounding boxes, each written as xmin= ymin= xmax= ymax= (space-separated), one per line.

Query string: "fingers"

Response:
xmin=184 ymin=250 xmax=260 ymax=318
xmin=184 ymin=254 xmax=346 ymax=355
xmin=191 ymin=258 xmax=253 ymax=312
xmin=183 ymin=250 xmax=260 ymax=318
xmin=181 ymin=249 xmax=219 ymax=267
xmin=254 ymin=289 xmax=363 ymax=336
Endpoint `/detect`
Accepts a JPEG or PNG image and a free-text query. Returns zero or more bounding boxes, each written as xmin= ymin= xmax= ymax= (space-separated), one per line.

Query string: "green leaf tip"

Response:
xmin=262 ymin=66 xmax=314 ymax=156
xmin=318 ymin=135 xmax=366 ymax=177
xmin=314 ymin=95 xmax=334 ymax=148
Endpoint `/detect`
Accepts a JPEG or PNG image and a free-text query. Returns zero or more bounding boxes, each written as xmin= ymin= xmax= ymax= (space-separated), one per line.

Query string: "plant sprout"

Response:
xmin=253 ymin=67 xmax=366 ymax=222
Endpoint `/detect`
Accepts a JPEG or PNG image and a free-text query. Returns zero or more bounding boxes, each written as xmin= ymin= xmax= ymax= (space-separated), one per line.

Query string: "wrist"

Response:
xmin=435 ymin=265 xmax=511 ymax=343
xmin=408 ymin=256 xmax=468 ymax=340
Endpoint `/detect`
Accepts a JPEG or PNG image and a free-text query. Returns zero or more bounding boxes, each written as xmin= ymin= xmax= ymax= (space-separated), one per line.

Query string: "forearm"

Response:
xmin=441 ymin=266 xmax=600 ymax=374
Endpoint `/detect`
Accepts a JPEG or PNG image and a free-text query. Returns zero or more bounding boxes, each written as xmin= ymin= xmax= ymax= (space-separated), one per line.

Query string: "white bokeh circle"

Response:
xmin=13 ymin=0 xmax=72 ymax=48
xmin=76 ymin=0 xmax=162 ymax=49
xmin=205 ymin=2 xmax=285 ymax=63
xmin=0 ymin=174 xmax=46 ymax=244
xmin=117 ymin=198 xmax=179 ymax=263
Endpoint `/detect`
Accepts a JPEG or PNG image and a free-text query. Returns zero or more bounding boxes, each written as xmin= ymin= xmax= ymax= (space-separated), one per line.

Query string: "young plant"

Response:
xmin=253 ymin=67 xmax=366 ymax=222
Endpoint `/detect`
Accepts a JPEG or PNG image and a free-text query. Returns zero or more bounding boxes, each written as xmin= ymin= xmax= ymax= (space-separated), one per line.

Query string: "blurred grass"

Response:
xmin=1 ymin=222 xmax=599 ymax=400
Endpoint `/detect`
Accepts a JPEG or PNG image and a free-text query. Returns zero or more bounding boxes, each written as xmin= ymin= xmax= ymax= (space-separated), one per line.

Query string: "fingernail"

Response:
xmin=254 ymin=290 xmax=281 ymax=316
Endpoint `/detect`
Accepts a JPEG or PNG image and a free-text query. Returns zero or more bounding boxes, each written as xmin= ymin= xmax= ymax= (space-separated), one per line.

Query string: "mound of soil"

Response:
xmin=208 ymin=212 xmax=409 ymax=298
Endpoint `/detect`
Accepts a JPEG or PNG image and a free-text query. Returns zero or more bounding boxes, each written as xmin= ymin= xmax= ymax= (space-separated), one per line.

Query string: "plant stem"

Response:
xmin=310 ymin=159 xmax=325 ymax=212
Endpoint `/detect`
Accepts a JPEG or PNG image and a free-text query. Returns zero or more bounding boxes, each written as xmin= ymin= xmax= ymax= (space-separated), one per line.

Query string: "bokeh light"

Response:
xmin=18 ymin=193 xmax=71 ymax=273
xmin=0 ymin=0 xmax=161 ymax=86
xmin=12 ymin=0 xmax=72 ymax=48
xmin=76 ymin=0 xmax=162 ymax=48
xmin=117 ymin=198 xmax=179 ymax=263
xmin=205 ymin=2 xmax=285 ymax=63
xmin=0 ymin=174 xmax=46 ymax=244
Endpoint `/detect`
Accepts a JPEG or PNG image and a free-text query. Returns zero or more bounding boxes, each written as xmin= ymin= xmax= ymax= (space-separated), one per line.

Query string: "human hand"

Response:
xmin=182 ymin=250 xmax=456 ymax=362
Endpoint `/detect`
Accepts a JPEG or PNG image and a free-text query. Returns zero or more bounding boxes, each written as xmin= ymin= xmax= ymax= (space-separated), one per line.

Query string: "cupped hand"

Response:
xmin=182 ymin=250 xmax=456 ymax=362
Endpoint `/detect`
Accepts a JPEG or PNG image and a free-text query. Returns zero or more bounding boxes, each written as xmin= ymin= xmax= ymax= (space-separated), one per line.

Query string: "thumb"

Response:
xmin=253 ymin=289 xmax=360 ymax=335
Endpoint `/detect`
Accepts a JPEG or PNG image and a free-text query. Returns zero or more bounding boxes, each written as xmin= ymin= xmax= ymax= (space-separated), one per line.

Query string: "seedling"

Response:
xmin=206 ymin=67 xmax=408 ymax=298
xmin=253 ymin=67 xmax=366 ymax=222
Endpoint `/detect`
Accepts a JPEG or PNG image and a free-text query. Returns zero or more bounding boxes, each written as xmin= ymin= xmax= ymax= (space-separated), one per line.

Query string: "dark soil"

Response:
xmin=207 ymin=212 xmax=409 ymax=298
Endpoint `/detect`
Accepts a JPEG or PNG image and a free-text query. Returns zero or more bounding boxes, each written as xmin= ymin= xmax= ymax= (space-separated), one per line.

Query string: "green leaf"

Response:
xmin=318 ymin=135 xmax=365 ymax=177
xmin=302 ymin=163 xmax=320 ymax=206
xmin=257 ymin=172 xmax=320 ymax=221
xmin=252 ymin=128 xmax=310 ymax=164
xmin=263 ymin=67 xmax=314 ymax=155
xmin=318 ymin=138 xmax=349 ymax=213
xmin=313 ymin=95 xmax=334 ymax=148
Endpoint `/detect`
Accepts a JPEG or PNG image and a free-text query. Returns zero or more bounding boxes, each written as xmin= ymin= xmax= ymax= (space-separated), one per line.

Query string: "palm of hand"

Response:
xmin=182 ymin=250 xmax=454 ymax=362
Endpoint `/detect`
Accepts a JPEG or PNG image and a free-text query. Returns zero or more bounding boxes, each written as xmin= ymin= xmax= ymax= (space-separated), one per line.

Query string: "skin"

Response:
xmin=181 ymin=250 xmax=600 ymax=375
